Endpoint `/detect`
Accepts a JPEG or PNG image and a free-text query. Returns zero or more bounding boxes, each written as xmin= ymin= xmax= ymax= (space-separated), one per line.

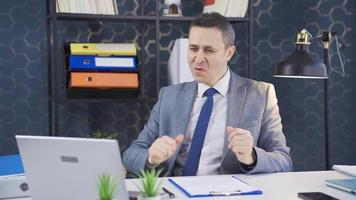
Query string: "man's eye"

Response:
xmin=190 ymin=47 xmax=198 ymax=52
xmin=206 ymin=49 xmax=214 ymax=53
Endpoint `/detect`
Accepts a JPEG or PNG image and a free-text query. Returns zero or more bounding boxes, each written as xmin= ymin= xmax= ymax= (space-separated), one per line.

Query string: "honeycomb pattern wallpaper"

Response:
xmin=252 ymin=0 xmax=356 ymax=170
xmin=0 ymin=0 xmax=48 ymax=155
xmin=0 ymin=0 xmax=355 ymax=171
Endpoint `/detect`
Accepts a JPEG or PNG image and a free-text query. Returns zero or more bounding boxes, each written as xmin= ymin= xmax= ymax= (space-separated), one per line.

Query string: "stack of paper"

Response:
xmin=203 ymin=0 xmax=249 ymax=17
xmin=168 ymin=175 xmax=262 ymax=197
xmin=326 ymin=179 xmax=356 ymax=194
xmin=333 ymin=165 xmax=356 ymax=177
xmin=325 ymin=165 xmax=356 ymax=195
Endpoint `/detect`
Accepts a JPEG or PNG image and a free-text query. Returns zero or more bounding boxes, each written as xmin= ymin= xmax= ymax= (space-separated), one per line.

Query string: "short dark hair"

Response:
xmin=190 ymin=12 xmax=235 ymax=47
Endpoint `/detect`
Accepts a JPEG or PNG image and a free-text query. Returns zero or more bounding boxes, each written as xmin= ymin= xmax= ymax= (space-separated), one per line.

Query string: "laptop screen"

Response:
xmin=16 ymin=135 xmax=129 ymax=200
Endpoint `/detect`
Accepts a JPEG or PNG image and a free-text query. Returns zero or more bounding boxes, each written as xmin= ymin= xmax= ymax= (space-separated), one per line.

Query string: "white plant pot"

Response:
xmin=97 ymin=199 xmax=117 ymax=200
xmin=137 ymin=195 xmax=162 ymax=200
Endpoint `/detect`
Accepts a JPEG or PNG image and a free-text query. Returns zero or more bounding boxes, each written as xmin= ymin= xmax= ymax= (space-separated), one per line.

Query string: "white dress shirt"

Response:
xmin=174 ymin=69 xmax=230 ymax=176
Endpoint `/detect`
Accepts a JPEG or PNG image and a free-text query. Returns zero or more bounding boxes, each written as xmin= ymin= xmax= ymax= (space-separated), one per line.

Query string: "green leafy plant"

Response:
xmin=98 ymin=173 xmax=117 ymax=200
xmin=89 ymin=129 xmax=118 ymax=139
xmin=136 ymin=168 xmax=163 ymax=198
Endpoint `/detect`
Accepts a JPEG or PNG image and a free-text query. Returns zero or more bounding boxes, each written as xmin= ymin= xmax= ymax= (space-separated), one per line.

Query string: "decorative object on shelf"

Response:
xmin=203 ymin=0 xmax=249 ymax=17
xmin=275 ymin=28 xmax=345 ymax=170
xmin=162 ymin=0 xmax=182 ymax=16
xmin=97 ymin=173 xmax=118 ymax=200
xmin=136 ymin=169 xmax=164 ymax=200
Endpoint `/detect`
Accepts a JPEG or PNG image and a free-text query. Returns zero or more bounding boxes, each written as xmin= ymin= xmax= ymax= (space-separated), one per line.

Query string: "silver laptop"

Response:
xmin=16 ymin=135 xmax=129 ymax=200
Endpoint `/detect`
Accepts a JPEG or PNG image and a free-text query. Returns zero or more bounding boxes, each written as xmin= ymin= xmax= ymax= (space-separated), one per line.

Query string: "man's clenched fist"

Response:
xmin=148 ymin=134 xmax=184 ymax=165
xmin=226 ymin=126 xmax=254 ymax=165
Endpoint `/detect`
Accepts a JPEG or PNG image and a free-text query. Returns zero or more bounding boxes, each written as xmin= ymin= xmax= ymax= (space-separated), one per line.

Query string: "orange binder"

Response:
xmin=70 ymin=72 xmax=139 ymax=89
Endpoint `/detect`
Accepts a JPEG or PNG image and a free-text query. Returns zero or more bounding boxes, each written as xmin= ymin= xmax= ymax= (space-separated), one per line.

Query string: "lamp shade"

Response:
xmin=274 ymin=43 xmax=328 ymax=79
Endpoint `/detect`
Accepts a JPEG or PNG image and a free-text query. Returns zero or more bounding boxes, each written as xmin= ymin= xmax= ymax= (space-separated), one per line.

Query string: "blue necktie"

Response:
xmin=182 ymin=88 xmax=217 ymax=176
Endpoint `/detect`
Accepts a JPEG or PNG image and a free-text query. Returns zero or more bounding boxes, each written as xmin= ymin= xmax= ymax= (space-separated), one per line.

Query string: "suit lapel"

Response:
xmin=175 ymin=82 xmax=197 ymax=137
xmin=167 ymin=82 xmax=196 ymax=175
xmin=222 ymin=73 xmax=247 ymax=156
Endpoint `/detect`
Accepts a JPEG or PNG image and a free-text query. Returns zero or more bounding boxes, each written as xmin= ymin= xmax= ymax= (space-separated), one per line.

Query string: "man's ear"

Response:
xmin=225 ymin=45 xmax=236 ymax=62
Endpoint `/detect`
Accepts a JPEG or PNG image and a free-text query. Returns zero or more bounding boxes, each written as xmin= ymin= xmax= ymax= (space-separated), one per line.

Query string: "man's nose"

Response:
xmin=194 ymin=52 xmax=205 ymax=63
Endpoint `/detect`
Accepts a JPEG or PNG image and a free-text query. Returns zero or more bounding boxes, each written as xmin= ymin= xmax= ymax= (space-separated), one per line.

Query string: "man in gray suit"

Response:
xmin=123 ymin=13 xmax=292 ymax=176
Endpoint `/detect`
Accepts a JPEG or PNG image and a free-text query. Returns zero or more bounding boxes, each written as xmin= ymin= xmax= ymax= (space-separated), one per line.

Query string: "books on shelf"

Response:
xmin=96 ymin=0 xmax=118 ymax=15
xmin=203 ymin=0 xmax=249 ymax=17
xmin=213 ymin=0 xmax=229 ymax=16
xmin=56 ymin=0 xmax=118 ymax=15
xmin=202 ymin=0 xmax=215 ymax=13
xmin=226 ymin=0 xmax=249 ymax=17
xmin=168 ymin=38 xmax=194 ymax=85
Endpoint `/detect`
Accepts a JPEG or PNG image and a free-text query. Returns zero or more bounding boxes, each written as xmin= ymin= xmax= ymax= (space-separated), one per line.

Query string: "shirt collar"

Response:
xmin=197 ymin=68 xmax=230 ymax=98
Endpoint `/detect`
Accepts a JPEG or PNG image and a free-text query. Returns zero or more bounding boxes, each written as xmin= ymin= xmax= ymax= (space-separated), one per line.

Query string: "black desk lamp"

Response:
xmin=274 ymin=29 xmax=334 ymax=170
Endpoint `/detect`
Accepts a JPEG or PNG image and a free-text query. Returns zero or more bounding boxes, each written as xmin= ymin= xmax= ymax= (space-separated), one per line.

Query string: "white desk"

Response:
xmin=126 ymin=171 xmax=355 ymax=200
xmin=5 ymin=171 xmax=356 ymax=200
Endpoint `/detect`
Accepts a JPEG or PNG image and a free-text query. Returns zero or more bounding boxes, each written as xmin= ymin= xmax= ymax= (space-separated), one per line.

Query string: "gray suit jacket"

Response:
xmin=123 ymin=72 xmax=293 ymax=176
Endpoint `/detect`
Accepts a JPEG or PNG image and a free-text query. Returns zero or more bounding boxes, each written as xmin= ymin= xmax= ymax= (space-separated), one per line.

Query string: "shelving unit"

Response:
xmin=46 ymin=0 xmax=253 ymax=136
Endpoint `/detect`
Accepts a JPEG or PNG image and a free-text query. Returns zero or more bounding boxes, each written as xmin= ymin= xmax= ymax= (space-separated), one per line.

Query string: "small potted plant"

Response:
xmin=136 ymin=168 xmax=164 ymax=200
xmin=89 ymin=129 xmax=118 ymax=139
xmin=97 ymin=173 xmax=117 ymax=200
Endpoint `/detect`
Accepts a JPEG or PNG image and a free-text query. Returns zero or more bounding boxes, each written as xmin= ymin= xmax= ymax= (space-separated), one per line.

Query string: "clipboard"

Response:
xmin=168 ymin=175 xmax=262 ymax=197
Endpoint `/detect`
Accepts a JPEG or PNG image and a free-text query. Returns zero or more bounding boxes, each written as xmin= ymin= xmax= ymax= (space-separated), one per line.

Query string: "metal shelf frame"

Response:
xmin=46 ymin=0 xmax=253 ymax=136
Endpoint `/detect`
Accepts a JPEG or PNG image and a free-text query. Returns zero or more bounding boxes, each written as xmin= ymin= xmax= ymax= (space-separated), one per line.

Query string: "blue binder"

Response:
xmin=0 ymin=154 xmax=24 ymax=176
xmin=69 ymin=55 xmax=137 ymax=71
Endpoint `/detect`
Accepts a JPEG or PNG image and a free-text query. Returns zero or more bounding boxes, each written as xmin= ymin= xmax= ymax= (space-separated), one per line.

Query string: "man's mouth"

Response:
xmin=194 ymin=65 xmax=206 ymax=71
xmin=193 ymin=67 xmax=205 ymax=74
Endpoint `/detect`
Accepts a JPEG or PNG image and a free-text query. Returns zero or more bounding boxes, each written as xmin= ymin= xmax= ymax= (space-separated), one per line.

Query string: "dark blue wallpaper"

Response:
xmin=252 ymin=0 xmax=356 ymax=170
xmin=0 ymin=0 xmax=48 ymax=155
xmin=0 ymin=0 xmax=355 ymax=171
